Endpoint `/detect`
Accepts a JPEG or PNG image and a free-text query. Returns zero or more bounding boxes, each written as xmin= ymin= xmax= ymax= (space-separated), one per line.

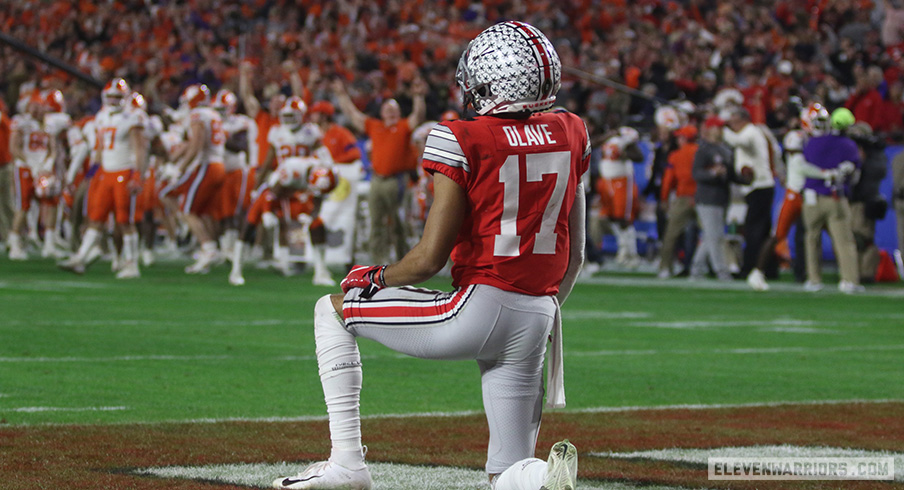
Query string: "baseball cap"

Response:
xmin=704 ymin=115 xmax=724 ymax=128
xmin=310 ymin=101 xmax=335 ymax=116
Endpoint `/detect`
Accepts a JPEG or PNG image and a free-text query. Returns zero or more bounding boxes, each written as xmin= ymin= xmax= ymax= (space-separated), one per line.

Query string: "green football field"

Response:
xmin=2 ymin=258 xmax=902 ymax=426
xmin=2 ymin=257 xmax=903 ymax=489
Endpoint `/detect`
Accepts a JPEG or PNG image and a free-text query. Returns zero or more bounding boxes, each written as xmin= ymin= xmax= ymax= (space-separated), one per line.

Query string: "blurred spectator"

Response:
xmin=689 ymin=116 xmax=744 ymax=281
xmin=723 ymin=107 xmax=776 ymax=279
xmin=847 ymin=122 xmax=889 ymax=281
xmin=0 ymin=105 xmax=11 ymax=244
xmin=845 ymin=66 xmax=886 ymax=130
xmin=658 ymin=124 xmax=699 ymax=278
xmin=332 ymin=76 xmax=426 ymax=264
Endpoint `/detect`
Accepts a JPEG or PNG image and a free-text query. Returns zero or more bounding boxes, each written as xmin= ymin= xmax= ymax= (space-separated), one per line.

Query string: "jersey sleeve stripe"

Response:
xmin=424 ymin=125 xmax=470 ymax=173
xmin=423 ymin=147 xmax=469 ymax=170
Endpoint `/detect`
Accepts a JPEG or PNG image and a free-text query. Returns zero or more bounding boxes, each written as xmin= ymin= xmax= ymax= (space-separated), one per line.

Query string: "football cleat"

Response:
xmin=228 ymin=270 xmax=245 ymax=286
xmin=746 ymin=269 xmax=769 ymax=291
xmin=185 ymin=250 xmax=218 ymax=274
xmin=116 ymin=261 xmax=141 ymax=279
xmin=57 ymin=257 xmax=85 ymax=275
xmin=838 ymin=281 xmax=865 ymax=294
xmin=312 ymin=268 xmax=336 ymax=287
xmin=272 ymin=460 xmax=372 ymax=490
xmin=803 ymin=281 xmax=824 ymax=292
xmin=541 ymin=440 xmax=577 ymax=490
xmin=9 ymin=245 xmax=28 ymax=261
xmin=141 ymin=249 xmax=155 ymax=267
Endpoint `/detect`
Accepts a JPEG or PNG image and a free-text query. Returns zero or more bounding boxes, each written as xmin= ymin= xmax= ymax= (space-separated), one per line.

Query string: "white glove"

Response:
xmin=161 ymin=164 xmax=181 ymax=182
xmin=838 ymin=161 xmax=856 ymax=176
xmin=261 ymin=211 xmax=279 ymax=230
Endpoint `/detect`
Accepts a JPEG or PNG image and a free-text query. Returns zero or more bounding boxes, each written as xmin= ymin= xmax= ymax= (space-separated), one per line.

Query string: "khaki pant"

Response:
xmin=368 ymin=174 xmax=409 ymax=264
xmin=659 ymin=196 xmax=695 ymax=274
xmin=0 ymin=164 xmax=13 ymax=241
xmin=802 ymin=194 xmax=859 ymax=285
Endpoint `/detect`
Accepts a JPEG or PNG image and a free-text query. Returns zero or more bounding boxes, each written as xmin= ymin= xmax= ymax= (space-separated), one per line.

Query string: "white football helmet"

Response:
xmin=180 ymin=84 xmax=211 ymax=109
xmin=213 ymin=89 xmax=238 ymax=115
xmin=102 ymin=78 xmax=131 ymax=111
xmin=456 ymin=21 xmax=561 ymax=115
xmin=800 ymin=103 xmax=830 ymax=136
xmin=279 ymin=96 xmax=307 ymax=127
xmin=618 ymin=126 xmax=640 ymax=145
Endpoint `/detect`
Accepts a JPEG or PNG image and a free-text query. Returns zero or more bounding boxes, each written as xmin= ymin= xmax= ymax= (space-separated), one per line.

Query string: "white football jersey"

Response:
xmin=12 ymin=114 xmax=52 ymax=173
xmin=222 ymin=113 xmax=258 ymax=172
xmin=267 ymin=123 xmax=322 ymax=165
xmin=783 ymin=129 xmax=809 ymax=192
xmin=94 ymin=106 xmax=147 ymax=172
xmin=44 ymin=111 xmax=72 ymax=138
xmin=599 ymin=134 xmax=634 ymax=179
xmin=268 ymin=155 xmax=333 ymax=189
xmin=186 ymin=106 xmax=226 ymax=172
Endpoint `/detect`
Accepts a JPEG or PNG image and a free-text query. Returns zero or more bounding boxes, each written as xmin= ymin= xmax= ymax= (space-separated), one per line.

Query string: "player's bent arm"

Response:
xmin=382 ymin=172 xmax=466 ymax=286
xmin=556 ymin=183 xmax=586 ymax=306
xmin=130 ymin=126 xmax=148 ymax=175
xmin=406 ymin=79 xmax=427 ymax=129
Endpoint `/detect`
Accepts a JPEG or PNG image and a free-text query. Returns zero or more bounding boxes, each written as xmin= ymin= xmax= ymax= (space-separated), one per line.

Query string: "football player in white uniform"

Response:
xmin=8 ymin=92 xmax=59 ymax=260
xmin=59 ymin=78 xmax=148 ymax=278
xmin=228 ymin=156 xmax=336 ymax=286
xmin=746 ymin=103 xmax=835 ymax=291
xmin=160 ymin=84 xmax=227 ymax=274
xmin=597 ymin=126 xmax=644 ymax=267
xmin=213 ymin=89 xmax=258 ymax=259
xmin=257 ymin=96 xmax=328 ymax=187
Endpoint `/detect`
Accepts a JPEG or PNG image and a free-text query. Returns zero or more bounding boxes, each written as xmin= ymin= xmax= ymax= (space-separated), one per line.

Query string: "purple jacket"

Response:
xmin=802 ymin=134 xmax=860 ymax=196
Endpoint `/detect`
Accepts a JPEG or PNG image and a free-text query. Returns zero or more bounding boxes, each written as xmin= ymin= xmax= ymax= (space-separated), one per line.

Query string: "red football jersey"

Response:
xmin=421 ymin=111 xmax=590 ymax=296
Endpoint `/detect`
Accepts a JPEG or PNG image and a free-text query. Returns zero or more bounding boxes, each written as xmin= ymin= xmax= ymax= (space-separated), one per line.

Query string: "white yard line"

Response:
xmin=4 ymin=406 xmax=128 ymax=413
xmin=580 ymin=275 xmax=904 ymax=297
xmin=569 ymin=344 xmax=904 ymax=357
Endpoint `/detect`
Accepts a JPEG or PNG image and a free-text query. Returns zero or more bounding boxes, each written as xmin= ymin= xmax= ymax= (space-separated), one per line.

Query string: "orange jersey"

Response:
xmin=322 ymin=123 xmax=361 ymax=163
xmin=661 ymin=142 xmax=698 ymax=200
xmin=364 ymin=117 xmax=416 ymax=176
xmin=254 ymin=112 xmax=279 ymax=169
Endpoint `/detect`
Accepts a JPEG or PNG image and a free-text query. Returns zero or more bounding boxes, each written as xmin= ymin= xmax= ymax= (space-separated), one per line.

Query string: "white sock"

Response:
xmin=9 ymin=232 xmax=22 ymax=249
xmin=313 ymin=295 xmax=365 ymax=470
xmin=76 ymin=228 xmax=101 ymax=263
xmin=122 ymin=233 xmax=138 ymax=264
xmin=312 ymin=245 xmax=329 ymax=275
xmin=493 ymin=458 xmax=546 ymax=490
xmin=622 ymin=225 xmax=637 ymax=257
xmin=231 ymin=241 xmax=244 ymax=275
xmin=201 ymin=240 xmax=217 ymax=254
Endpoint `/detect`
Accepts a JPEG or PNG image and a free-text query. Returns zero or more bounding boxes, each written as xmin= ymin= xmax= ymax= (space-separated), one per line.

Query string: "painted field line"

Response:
xmin=625 ymin=319 xmax=829 ymax=329
xmin=156 ymin=398 xmax=904 ymax=426
xmin=137 ymin=461 xmax=694 ymax=490
xmin=570 ymin=344 xmax=904 ymax=357
xmin=0 ymin=280 xmax=109 ymax=292
xmin=4 ymin=344 xmax=903 ymax=364
xmin=2 ymin=406 xmax=128 ymax=413
xmin=581 ymin=275 xmax=904 ymax=297
xmin=0 ymin=318 xmax=298 ymax=328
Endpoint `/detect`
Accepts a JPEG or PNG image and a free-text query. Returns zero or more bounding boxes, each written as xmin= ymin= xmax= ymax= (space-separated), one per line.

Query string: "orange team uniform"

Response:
xmin=660 ymin=142 xmax=699 ymax=202
xmin=245 ymin=188 xmax=315 ymax=226
xmin=161 ymin=106 xmax=226 ymax=218
xmin=87 ymin=106 xmax=148 ymax=224
xmin=364 ymin=117 xmax=417 ymax=176
xmin=597 ymin=134 xmax=640 ymax=222
xmin=322 ymin=123 xmax=361 ymax=164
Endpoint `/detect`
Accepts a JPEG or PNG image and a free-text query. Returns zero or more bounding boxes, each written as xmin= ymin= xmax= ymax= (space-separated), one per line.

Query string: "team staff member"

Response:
xmin=273 ymin=21 xmax=581 ymax=490
xmin=658 ymin=124 xmax=699 ymax=278
xmin=331 ymin=76 xmax=426 ymax=264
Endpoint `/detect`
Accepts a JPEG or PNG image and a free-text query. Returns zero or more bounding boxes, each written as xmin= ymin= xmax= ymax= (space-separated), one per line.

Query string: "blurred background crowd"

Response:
xmin=2 ymin=0 xmax=904 ymax=291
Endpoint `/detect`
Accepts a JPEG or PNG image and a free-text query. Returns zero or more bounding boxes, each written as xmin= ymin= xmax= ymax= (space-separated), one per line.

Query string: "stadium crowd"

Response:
xmin=1 ymin=0 xmax=904 ymax=292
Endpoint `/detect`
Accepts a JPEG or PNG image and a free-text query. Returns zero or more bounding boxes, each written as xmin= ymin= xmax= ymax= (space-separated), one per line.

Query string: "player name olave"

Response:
xmin=502 ymin=124 xmax=558 ymax=147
